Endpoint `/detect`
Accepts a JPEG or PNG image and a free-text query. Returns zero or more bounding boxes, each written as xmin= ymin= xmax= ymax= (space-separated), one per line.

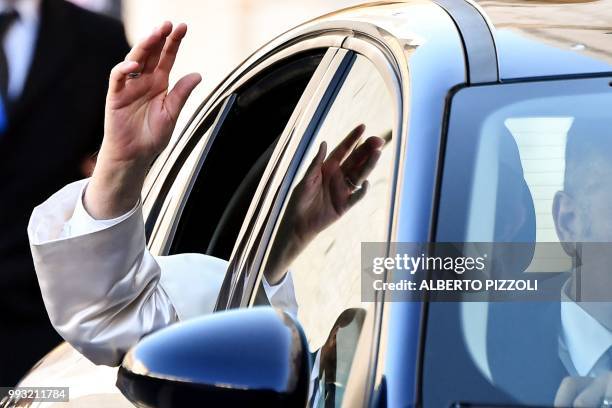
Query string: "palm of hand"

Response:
xmin=102 ymin=22 xmax=201 ymax=165
xmin=290 ymin=154 xmax=352 ymax=240
xmin=286 ymin=126 xmax=384 ymax=244
xmin=106 ymin=74 xmax=172 ymax=160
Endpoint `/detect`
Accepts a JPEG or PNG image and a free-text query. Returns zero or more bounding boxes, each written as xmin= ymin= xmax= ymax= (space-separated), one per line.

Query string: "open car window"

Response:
xmin=147 ymin=49 xmax=330 ymax=260
xmin=424 ymin=76 xmax=612 ymax=407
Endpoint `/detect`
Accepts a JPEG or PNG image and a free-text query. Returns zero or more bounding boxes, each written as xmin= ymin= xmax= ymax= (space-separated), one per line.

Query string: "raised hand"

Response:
xmin=287 ymin=124 xmax=384 ymax=244
xmin=103 ymin=22 xmax=201 ymax=163
xmin=264 ymin=125 xmax=384 ymax=284
xmin=86 ymin=22 xmax=201 ymax=219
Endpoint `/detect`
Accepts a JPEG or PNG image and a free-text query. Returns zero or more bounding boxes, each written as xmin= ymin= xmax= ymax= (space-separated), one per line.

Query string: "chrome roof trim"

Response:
xmin=433 ymin=0 xmax=499 ymax=83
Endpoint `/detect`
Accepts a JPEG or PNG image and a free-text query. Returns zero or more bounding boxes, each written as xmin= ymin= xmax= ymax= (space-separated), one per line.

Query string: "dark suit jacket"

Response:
xmin=487 ymin=274 xmax=571 ymax=406
xmin=423 ymin=274 xmax=571 ymax=407
xmin=0 ymin=0 xmax=129 ymax=385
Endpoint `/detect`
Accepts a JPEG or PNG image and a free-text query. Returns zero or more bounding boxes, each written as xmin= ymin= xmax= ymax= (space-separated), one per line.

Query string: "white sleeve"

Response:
xmin=65 ymin=180 xmax=297 ymax=318
xmin=28 ymin=179 xmax=179 ymax=367
xmin=262 ymin=273 xmax=298 ymax=318
xmin=28 ymin=179 xmax=297 ymax=366
xmin=62 ymin=182 xmax=137 ymax=238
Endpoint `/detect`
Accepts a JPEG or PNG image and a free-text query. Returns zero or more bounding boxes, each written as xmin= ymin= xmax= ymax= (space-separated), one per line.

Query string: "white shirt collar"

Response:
xmin=0 ymin=0 xmax=41 ymax=25
xmin=561 ymin=281 xmax=612 ymax=376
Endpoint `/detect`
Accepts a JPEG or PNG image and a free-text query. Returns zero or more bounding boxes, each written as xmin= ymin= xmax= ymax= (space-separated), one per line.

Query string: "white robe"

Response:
xmin=27 ymin=179 xmax=296 ymax=366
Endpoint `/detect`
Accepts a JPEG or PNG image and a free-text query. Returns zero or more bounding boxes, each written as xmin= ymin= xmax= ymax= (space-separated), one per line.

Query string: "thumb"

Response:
xmin=165 ymin=73 xmax=202 ymax=122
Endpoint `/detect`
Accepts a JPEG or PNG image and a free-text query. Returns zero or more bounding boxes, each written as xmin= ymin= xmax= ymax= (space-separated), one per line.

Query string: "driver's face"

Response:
xmin=553 ymin=155 xmax=612 ymax=304
xmin=555 ymin=152 xmax=612 ymax=244
xmin=578 ymin=186 xmax=612 ymax=242
xmin=570 ymin=162 xmax=612 ymax=243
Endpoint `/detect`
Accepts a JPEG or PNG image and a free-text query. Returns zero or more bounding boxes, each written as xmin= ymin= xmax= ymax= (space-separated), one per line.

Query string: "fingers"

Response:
xmin=157 ymin=23 xmax=188 ymax=74
xmin=572 ymin=376 xmax=607 ymax=407
xmin=164 ymin=73 xmax=202 ymax=122
xmin=108 ymin=60 xmax=141 ymax=94
xmin=109 ymin=23 xmax=174 ymax=95
xmin=124 ymin=22 xmax=170 ymax=71
xmin=554 ymin=376 xmax=592 ymax=407
xmin=122 ymin=21 xmax=188 ymax=77
xmin=328 ymin=124 xmax=365 ymax=165
xmin=341 ymin=136 xmax=384 ymax=185
xmin=303 ymin=142 xmax=327 ymax=184
xmin=347 ymin=180 xmax=369 ymax=209
xmin=142 ymin=22 xmax=173 ymax=74
xmin=352 ymin=148 xmax=381 ymax=185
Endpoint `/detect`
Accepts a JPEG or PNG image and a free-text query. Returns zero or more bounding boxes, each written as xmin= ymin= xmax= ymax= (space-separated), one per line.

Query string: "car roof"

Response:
xmin=475 ymin=0 xmax=612 ymax=80
xmin=309 ymin=0 xmax=612 ymax=81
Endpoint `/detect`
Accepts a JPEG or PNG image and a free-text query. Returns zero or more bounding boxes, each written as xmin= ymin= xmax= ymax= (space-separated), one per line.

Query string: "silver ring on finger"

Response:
xmin=127 ymin=72 xmax=141 ymax=79
xmin=345 ymin=176 xmax=361 ymax=192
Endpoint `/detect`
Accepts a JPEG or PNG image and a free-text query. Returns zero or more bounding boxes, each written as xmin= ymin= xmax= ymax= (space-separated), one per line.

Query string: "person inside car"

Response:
xmin=552 ymin=118 xmax=612 ymax=407
xmin=27 ymin=22 xmax=384 ymax=367
xmin=486 ymin=118 xmax=612 ymax=407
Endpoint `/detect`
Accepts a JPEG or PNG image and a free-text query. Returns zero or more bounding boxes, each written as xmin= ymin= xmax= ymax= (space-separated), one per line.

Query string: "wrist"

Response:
xmin=86 ymin=156 xmax=149 ymax=219
xmin=264 ymin=221 xmax=309 ymax=285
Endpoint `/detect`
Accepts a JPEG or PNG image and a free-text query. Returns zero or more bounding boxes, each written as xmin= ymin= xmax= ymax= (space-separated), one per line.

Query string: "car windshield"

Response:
xmin=424 ymin=76 xmax=612 ymax=407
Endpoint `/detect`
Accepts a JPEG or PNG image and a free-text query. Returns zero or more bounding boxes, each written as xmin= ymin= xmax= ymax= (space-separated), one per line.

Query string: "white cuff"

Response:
xmin=262 ymin=272 xmax=298 ymax=318
xmin=28 ymin=179 xmax=177 ymax=366
xmin=262 ymin=272 xmax=289 ymax=298
xmin=62 ymin=181 xmax=139 ymax=238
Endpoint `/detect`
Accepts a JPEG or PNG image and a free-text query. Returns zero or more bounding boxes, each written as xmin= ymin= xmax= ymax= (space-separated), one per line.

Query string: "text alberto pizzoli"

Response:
xmin=371 ymin=253 xmax=538 ymax=292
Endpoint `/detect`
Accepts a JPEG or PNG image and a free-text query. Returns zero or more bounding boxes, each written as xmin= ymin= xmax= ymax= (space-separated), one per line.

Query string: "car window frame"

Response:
xmin=142 ymin=38 xmax=356 ymax=316
xmin=214 ymin=47 xmax=349 ymax=310
xmin=233 ymin=36 xmax=404 ymax=408
xmin=143 ymin=36 xmax=348 ymax=256
xmin=147 ymin=95 xmax=236 ymax=255
xmin=140 ymin=33 xmax=347 ymax=219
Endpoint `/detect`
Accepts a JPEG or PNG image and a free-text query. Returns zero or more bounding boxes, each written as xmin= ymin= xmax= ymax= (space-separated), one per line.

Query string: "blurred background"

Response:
xmin=75 ymin=0 xmax=612 ymax=129
xmin=74 ymin=0 xmax=367 ymax=128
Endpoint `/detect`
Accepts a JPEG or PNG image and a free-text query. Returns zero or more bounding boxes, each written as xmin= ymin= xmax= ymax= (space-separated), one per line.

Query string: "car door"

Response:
xmin=143 ymin=37 xmax=354 ymax=311
xmin=7 ymin=37 xmax=351 ymax=408
xmin=234 ymin=42 xmax=402 ymax=407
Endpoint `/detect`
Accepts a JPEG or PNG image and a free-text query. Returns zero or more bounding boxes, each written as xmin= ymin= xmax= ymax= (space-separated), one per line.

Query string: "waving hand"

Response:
xmin=87 ymin=22 xmax=201 ymax=219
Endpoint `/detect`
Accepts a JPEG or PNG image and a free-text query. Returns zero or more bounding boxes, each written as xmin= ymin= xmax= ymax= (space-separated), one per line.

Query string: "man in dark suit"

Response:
xmin=426 ymin=120 xmax=612 ymax=407
xmin=487 ymin=118 xmax=612 ymax=407
xmin=0 ymin=0 xmax=129 ymax=386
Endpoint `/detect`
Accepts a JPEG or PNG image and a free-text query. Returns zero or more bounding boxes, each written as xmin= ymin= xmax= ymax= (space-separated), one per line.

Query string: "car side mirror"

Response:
xmin=116 ymin=307 xmax=310 ymax=407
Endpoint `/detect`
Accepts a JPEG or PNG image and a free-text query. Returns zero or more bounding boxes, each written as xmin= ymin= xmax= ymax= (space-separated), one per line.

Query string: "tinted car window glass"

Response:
xmin=253 ymin=54 xmax=395 ymax=407
xmin=165 ymin=50 xmax=326 ymax=259
xmin=425 ymin=77 xmax=612 ymax=407
xmin=145 ymin=49 xmax=328 ymax=318
xmin=149 ymin=124 xmax=217 ymax=252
